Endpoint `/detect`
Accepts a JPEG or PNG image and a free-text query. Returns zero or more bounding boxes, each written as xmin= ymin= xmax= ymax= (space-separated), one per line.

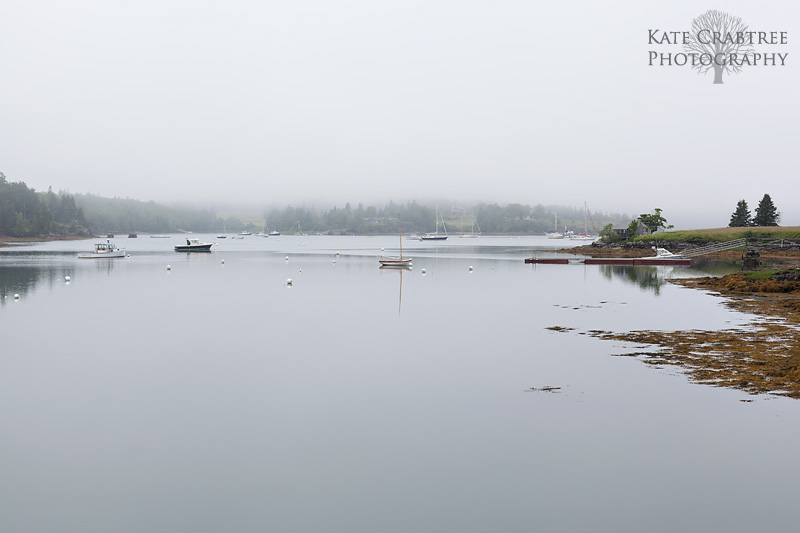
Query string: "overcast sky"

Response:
xmin=1 ymin=0 xmax=797 ymax=228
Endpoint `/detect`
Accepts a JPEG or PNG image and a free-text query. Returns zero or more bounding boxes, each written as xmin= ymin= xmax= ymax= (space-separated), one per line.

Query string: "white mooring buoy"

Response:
xmin=421 ymin=268 xmax=426 ymax=275
xmin=468 ymin=266 xmax=474 ymax=272
xmin=14 ymin=293 xmax=20 ymax=300
xmin=166 ymin=265 xmax=171 ymax=271
xmin=286 ymin=278 xmax=293 ymax=286
xmin=65 ymin=276 xmax=71 ymax=282
xmin=221 ymin=259 xmax=225 ymax=264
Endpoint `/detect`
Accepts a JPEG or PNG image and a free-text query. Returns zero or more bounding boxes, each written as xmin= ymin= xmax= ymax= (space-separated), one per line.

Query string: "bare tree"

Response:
xmin=684 ymin=10 xmax=753 ymax=84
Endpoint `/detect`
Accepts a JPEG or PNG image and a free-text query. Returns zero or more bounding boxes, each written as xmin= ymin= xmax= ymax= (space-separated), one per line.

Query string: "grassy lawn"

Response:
xmin=632 ymin=226 xmax=800 ymax=244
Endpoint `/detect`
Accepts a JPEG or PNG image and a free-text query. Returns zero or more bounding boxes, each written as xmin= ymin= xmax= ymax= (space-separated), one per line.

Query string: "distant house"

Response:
xmin=613 ymin=220 xmax=649 ymax=239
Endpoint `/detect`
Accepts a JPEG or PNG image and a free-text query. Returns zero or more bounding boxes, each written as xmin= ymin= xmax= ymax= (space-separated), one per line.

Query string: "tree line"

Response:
xmin=729 ymin=194 xmax=780 ymax=227
xmin=263 ymin=202 xmax=622 ymax=235
xmin=2 ymin=172 xmax=629 ymax=236
xmin=0 ymin=173 xmax=88 ymax=237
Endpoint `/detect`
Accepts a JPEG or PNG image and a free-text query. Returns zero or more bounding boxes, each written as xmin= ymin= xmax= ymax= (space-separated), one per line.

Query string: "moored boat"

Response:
xmin=174 ymin=238 xmax=213 ymax=252
xmin=380 ymin=218 xmax=412 ymax=267
xmin=420 ymin=205 xmax=448 ymax=241
xmin=78 ymin=240 xmax=127 ymax=259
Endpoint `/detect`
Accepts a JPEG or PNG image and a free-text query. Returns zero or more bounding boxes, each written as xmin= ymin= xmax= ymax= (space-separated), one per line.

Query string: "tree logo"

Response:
xmin=684 ymin=10 xmax=754 ymax=84
xmin=647 ymin=11 xmax=789 ymax=84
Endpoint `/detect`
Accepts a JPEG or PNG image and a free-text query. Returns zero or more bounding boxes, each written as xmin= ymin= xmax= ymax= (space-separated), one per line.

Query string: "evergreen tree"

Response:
xmin=752 ymin=194 xmax=780 ymax=226
xmin=728 ymin=200 xmax=752 ymax=227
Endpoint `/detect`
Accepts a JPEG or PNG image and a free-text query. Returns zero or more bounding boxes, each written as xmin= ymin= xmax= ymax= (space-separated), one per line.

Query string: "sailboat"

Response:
xmin=546 ymin=213 xmax=563 ymax=239
xmin=217 ymin=222 xmax=227 ymax=239
xmin=569 ymin=202 xmax=597 ymax=241
xmin=459 ymin=213 xmax=481 ymax=238
xmin=420 ymin=206 xmax=448 ymax=241
xmin=380 ymin=218 xmax=412 ymax=267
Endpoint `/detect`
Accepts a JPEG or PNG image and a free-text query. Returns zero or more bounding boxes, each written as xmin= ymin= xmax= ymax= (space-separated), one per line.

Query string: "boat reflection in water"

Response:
xmin=379 ymin=263 xmax=408 ymax=316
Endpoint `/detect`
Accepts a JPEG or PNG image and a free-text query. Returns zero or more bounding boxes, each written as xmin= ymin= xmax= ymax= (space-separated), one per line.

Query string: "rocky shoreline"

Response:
xmin=561 ymin=242 xmax=800 ymax=263
xmin=0 ymin=235 xmax=91 ymax=247
xmin=579 ymin=269 xmax=800 ymax=399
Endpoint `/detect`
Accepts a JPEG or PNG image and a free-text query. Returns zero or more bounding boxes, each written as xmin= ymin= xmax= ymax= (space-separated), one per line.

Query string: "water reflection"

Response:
xmin=0 ymin=248 xmax=129 ymax=303
xmin=0 ymin=264 xmax=68 ymax=303
xmin=600 ymin=265 xmax=668 ymax=295
xmin=598 ymin=260 xmax=747 ymax=295
xmin=379 ymin=264 xmax=408 ymax=315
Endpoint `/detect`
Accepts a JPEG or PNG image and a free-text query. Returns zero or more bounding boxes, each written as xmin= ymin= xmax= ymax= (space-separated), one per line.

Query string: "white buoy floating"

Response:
xmin=64 ymin=276 xmax=71 ymax=282
xmin=285 ymin=256 xmax=289 ymax=261
xmin=421 ymin=268 xmax=426 ymax=275
xmin=286 ymin=278 xmax=293 ymax=287
xmin=468 ymin=266 xmax=474 ymax=272
xmin=221 ymin=259 xmax=225 ymax=264
xmin=335 ymin=252 xmax=340 ymax=256
xmin=166 ymin=265 xmax=171 ymax=271
xmin=299 ymin=269 xmax=302 ymax=273
xmin=14 ymin=293 xmax=20 ymax=300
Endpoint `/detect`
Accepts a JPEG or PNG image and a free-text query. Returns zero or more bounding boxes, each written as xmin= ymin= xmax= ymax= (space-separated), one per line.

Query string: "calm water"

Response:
xmin=2 ymin=235 xmax=799 ymax=532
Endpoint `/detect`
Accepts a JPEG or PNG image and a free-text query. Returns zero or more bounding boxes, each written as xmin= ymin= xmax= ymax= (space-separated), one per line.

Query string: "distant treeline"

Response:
xmin=263 ymin=202 xmax=624 ymax=235
xmin=73 ymin=193 xmax=219 ymax=234
xmin=1 ymin=172 xmax=627 ymax=236
xmin=0 ymin=173 xmax=87 ymax=237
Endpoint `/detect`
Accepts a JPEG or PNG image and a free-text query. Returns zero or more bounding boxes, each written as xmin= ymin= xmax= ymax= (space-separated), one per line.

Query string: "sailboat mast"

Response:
xmin=584 ymin=202 xmax=588 ymax=234
xmin=399 ymin=218 xmax=403 ymax=259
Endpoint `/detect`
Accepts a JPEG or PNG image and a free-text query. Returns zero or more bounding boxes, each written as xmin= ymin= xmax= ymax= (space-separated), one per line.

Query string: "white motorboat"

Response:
xmin=78 ymin=240 xmax=127 ymax=259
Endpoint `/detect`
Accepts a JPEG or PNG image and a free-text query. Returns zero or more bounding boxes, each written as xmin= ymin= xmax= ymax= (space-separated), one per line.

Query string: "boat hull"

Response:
xmin=420 ymin=236 xmax=447 ymax=241
xmin=78 ymin=251 xmax=127 ymax=259
xmin=174 ymin=245 xmax=213 ymax=252
xmin=379 ymin=258 xmax=412 ymax=267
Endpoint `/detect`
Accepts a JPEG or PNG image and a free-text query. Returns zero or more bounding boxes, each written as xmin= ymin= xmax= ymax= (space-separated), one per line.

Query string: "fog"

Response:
xmin=1 ymin=0 xmax=797 ymax=229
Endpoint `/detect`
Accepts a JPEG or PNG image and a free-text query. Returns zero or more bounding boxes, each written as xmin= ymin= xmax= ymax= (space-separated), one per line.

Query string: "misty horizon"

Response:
xmin=2 ymin=1 xmax=797 ymax=230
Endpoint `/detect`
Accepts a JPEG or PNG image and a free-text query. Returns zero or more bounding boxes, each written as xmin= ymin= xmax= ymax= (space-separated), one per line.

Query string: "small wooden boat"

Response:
xmin=78 ymin=240 xmax=127 ymax=259
xmin=174 ymin=238 xmax=213 ymax=252
xmin=380 ymin=218 xmax=412 ymax=267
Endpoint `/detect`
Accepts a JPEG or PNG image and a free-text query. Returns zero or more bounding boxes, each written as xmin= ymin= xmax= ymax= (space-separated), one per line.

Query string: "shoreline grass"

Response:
xmin=632 ymin=226 xmax=800 ymax=244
